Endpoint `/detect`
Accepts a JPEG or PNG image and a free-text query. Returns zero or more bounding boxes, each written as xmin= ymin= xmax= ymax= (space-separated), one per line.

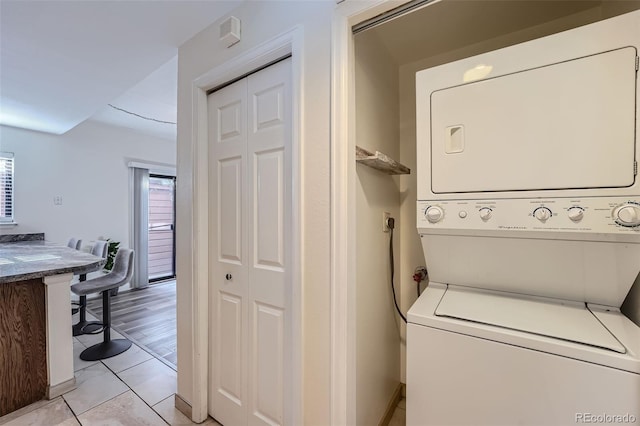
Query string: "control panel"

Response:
xmin=417 ymin=197 xmax=640 ymax=234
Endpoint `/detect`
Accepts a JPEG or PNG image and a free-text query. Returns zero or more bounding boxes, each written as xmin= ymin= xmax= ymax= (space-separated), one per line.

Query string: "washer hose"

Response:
xmin=388 ymin=218 xmax=407 ymax=323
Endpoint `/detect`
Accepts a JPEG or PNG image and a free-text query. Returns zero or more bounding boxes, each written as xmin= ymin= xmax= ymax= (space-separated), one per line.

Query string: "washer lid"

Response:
xmin=435 ymin=286 xmax=626 ymax=354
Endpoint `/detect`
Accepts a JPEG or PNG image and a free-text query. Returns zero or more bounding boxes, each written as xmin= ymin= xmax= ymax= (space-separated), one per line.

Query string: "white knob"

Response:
xmin=534 ymin=207 xmax=551 ymax=222
xmin=479 ymin=208 xmax=492 ymax=221
xmin=567 ymin=208 xmax=584 ymax=222
xmin=426 ymin=206 xmax=444 ymax=223
xmin=614 ymin=204 xmax=640 ymax=227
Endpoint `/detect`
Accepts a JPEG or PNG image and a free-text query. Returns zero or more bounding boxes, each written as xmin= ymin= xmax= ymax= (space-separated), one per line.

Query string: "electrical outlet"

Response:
xmin=383 ymin=212 xmax=391 ymax=232
xmin=53 ymin=195 xmax=63 ymax=206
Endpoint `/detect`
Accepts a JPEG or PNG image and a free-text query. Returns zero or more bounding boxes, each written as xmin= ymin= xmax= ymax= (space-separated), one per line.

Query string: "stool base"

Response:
xmin=72 ymin=321 xmax=102 ymax=336
xmin=80 ymin=339 xmax=132 ymax=361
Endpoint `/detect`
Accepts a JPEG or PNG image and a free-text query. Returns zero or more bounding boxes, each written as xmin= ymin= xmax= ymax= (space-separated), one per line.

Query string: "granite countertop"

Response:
xmin=0 ymin=241 xmax=105 ymax=284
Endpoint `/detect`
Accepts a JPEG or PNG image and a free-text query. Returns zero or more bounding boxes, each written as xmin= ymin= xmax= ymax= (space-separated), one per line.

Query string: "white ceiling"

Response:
xmin=0 ymin=0 xmax=242 ymax=139
xmin=90 ymin=56 xmax=178 ymax=141
xmin=363 ymin=0 xmax=605 ymax=66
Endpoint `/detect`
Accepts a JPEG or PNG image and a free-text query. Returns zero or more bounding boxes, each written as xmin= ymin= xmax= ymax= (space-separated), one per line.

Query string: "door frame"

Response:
xmin=188 ymin=28 xmax=303 ymax=424
xmin=331 ymin=1 xmax=414 ymax=425
xmin=148 ymin=173 xmax=176 ymax=283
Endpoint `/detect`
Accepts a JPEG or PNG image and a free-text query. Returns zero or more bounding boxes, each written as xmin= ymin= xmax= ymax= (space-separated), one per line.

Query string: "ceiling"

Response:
xmin=90 ymin=56 xmax=178 ymax=141
xmin=0 ymin=0 xmax=242 ymax=139
xmin=5 ymin=0 xmax=637 ymax=141
xmin=359 ymin=0 xmax=640 ymax=66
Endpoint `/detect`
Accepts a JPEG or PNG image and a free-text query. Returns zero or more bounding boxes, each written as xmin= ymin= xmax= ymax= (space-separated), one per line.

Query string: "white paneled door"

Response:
xmin=208 ymin=58 xmax=291 ymax=426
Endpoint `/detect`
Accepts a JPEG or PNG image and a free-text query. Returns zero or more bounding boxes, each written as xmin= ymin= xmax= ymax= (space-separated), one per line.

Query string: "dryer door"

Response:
xmin=430 ymin=46 xmax=637 ymax=194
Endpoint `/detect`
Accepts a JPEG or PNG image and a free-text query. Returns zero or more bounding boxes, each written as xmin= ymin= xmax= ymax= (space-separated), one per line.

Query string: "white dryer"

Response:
xmin=409 ymin=10 xmax=640 ymax=426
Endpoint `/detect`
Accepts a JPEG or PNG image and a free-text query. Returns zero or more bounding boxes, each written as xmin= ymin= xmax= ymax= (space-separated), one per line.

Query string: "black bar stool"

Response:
xmin=71 ymin=248 xmax=135 ymax=361
xmin=72 ymin=240 xmax=109 ymax=336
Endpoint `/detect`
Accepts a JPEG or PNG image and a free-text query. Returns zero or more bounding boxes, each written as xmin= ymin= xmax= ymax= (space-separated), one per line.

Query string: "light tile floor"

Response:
xmin=1 ymin=312 xmax=220 ymax=426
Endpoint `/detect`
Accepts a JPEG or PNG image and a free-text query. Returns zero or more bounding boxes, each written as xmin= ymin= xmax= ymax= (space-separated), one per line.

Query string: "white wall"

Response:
xmin=354 ymin=29 xmax=402 ymax=425
xmin=622 ymin=275 xmax=640 ymax=326
xmin=176 ymin=2 xmax=333 ymax=423
xmin=0 ymin=120 xmax=176 ymax=290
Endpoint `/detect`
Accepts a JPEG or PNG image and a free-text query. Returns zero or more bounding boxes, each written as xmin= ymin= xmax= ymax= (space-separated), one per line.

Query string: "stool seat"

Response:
xmin=71 ymin=271 xmax=128 ymax=296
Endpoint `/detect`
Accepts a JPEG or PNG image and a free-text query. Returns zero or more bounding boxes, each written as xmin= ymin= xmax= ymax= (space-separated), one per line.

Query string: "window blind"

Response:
xmin=0 ymin=152 xmax=14 ymax=222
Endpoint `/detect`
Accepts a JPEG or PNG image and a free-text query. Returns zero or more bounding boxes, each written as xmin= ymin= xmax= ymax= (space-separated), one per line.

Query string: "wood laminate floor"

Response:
xmin=86 ymin=280 xmax=177 ymax=369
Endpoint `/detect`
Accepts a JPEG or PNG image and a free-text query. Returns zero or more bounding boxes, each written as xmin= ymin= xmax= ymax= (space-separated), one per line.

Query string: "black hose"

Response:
xmin=389 ymin=226 xmax=407 ymax=323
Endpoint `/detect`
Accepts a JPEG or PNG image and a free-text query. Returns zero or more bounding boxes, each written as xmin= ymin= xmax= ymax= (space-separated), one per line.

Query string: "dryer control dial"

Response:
xmin=479 ymin=207 xmax=492 ymax=221
xmin=613 ymin=203 xmax=640 ymax=227
xmin=567 ymin=207 xmax=584 ymax=222
xmin=534 ymin=207 xmax=552 ymax=222
xmin=425 ymin=206 xmax=444 ymax=223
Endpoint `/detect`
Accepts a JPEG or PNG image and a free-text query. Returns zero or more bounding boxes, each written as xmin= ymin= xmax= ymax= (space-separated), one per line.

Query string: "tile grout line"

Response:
xmin=63 ymin=357 xmax=132 ymax=420
xmin=65 ymin=358 xmax=171 ymax=426
xmin=105 ymin=323 xmax=176 ymax=372
xmin=61 ymin=373 xmax=128 ymax=423
xmin=64 ymin=348 xmax=170 ymax=425
xmin=99 ymin=357 xmax=172 ymax=425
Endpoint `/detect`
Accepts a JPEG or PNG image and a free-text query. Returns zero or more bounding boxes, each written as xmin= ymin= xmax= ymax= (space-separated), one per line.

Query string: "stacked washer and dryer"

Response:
xmin=408 ymin=10 xmax=640 ymax=425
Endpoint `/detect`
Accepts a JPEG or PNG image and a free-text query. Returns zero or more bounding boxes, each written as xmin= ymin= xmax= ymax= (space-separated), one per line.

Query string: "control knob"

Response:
xmin=534 ymin=207 xmax=552 ymax=222
xmin=567 ymin=207 xmax=584 ymax=222
xmin=425 ymin=206 xmax=444 ymax=223
xmin=613 ymin=203 xmax=640 ymax=227
xmin=479 ymin=207 xmax=492 ymax=221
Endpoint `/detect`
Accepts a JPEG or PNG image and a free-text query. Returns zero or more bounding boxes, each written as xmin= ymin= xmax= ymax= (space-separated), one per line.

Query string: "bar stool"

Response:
xmin=71 ymin=248 xmax=135 ymax=361
xmin=67 ymin=238 xmax=82 ymax=250
xmin=72 ymin=240 xmax=109 ymax=336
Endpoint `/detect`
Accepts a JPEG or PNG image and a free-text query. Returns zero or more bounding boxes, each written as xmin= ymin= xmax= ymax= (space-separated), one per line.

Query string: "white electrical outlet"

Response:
xmin=383 ymin=212 xmax=391 ymax=232
xmin=54 ymin=196 xmax=62 ymax=206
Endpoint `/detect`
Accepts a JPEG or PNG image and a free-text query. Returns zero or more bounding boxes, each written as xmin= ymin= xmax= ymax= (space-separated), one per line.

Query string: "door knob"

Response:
xmin=225 ymin=273 xmax=232 ymax=281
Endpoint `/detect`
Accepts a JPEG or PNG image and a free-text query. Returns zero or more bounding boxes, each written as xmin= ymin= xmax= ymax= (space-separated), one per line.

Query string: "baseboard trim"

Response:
xmin=0 ymin=399 xmax=54 ymax=425
xmin=175 ymin=393 xmax=192 ymax=420
xmin=47 ymin=377 xmax=76 ymax=399
xmin=379 ymin=383 xmax=404 ymax=426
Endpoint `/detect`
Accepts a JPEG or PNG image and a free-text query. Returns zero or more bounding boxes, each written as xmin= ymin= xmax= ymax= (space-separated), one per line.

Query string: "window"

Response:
xmin=0 ymin=152 xmax=14 ymax=223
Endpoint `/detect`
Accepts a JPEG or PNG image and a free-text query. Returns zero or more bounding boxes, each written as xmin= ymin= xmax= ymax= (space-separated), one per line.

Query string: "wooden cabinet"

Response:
xmin=0 ymin=279 xmax=47 ymax=416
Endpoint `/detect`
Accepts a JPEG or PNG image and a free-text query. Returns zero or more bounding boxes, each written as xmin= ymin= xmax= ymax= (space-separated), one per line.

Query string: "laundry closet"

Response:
xmin=351 ymin=1 xmax=640 ymax=424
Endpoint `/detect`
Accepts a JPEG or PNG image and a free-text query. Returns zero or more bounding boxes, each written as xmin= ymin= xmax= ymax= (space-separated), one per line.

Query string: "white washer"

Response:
xmin=410 ymin=10 xmax=640 ymax=426
xmin=407 ymin=283 xmax=640 ymax=425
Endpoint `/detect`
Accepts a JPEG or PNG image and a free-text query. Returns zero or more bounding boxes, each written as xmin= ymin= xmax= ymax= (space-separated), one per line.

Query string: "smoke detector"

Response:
xmin=220 ymin=16 xmax=241 ymax=48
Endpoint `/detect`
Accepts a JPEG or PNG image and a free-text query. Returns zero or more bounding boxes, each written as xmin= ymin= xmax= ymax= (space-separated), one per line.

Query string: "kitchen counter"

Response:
xmin=0 ymin=241 xmax=104 ymax=283
xmin=0 ymin=238 xmax=105 ymax=417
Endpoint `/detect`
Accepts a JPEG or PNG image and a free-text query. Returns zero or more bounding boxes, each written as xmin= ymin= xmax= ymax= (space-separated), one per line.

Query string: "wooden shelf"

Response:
xmin=355 ymin=146 xmax=410 ymax=175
